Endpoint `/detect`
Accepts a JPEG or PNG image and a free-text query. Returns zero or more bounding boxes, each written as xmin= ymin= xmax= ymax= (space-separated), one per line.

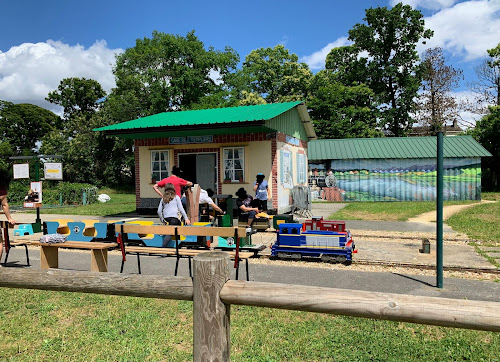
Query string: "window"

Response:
xmin=223 ymin=147 xmax=244 ymax=182
xmin=151 ymin=150 xmax=169 ymax=181
xmin=297 ymin=153 xmax=307 ymax=184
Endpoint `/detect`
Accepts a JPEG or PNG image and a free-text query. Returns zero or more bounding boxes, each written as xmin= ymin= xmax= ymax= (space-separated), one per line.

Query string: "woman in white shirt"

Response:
xmin=157 ymin=183 xmax=190 ymax=247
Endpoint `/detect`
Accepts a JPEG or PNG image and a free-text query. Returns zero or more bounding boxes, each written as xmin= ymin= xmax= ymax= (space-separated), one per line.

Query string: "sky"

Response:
xmin=0 ymin=0 xmax=499 ymax=125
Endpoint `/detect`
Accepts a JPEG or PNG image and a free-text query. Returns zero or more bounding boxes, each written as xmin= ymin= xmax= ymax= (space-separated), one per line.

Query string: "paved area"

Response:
xmin=3 ymin=205 xmax=499 ymax=303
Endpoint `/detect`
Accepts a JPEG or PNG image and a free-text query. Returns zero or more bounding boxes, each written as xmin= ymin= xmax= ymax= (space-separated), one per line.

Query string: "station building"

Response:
xmin=95 ymin=101 xmax=316 ymax=213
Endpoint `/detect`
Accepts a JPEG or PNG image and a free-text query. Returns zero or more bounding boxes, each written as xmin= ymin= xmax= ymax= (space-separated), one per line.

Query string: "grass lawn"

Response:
xmin=447 ymin=200 xmax=500 ymax=242
xmin=28 ymin=189 xmax=137 ymax=217
xmin=0 ymin=289 xmax=498 ymax=360
xmin=328 ymin=200 xmax=476 ymax=222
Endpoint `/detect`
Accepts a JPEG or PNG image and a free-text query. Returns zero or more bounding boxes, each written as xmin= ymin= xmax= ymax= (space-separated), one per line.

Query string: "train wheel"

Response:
xmin=277 ymin=252 xmax=302 ymax=260
xmin=321 ymin=254 xmax=347 ymax=263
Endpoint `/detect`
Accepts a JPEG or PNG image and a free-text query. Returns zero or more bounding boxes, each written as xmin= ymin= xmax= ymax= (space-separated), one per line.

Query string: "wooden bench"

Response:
xmin=29 ymin=240 xmax=118 ymax=272
xmin=116 ymin=224 xmax=252 ymax=280
xmin=1 ymin=220 xmax=30 ymax=267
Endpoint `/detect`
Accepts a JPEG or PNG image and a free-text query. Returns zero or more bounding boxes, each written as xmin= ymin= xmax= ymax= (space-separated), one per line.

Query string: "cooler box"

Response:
xmin=217 ymin=214 xmax=233 ymax=227
xmin=272 ymin=214 xmax=294 ymax=230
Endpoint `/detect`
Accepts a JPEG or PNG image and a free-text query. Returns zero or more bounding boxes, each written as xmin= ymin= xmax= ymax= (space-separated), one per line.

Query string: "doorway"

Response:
xmin=178 ymin=153 xmax=217 ymax=192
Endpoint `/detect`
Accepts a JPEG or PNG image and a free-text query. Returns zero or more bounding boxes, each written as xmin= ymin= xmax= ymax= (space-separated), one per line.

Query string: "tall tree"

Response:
xmin=46 ymin=77 xmax=106 ymax=121
xmin=109 ymin=30 xmax=239 ymax=121
xmin=468 ymin=42 xmax=500 ymax=115
xmin=308 ymin=69 xmax=381 ymax=139
xmin=238 ymin=45 xmax=312 ymax=103
xmin=347 ymin=3 xmax=433 ymax=136
xmin=417 ymin=47 xmax=463 ymax=135
xmin=0 ymin=101 xmax=61 ymax=155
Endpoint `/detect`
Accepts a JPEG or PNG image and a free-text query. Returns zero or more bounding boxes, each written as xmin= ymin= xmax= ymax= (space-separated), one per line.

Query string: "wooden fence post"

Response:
xmin=193 ymin=252 xmax=231 ymax=361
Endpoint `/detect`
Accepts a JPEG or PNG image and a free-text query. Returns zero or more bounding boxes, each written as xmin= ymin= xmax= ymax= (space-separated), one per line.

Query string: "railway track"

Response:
xmin=353 ymin=259 xmax=500 ymax=275
xmin=260 ymin=255 xmax=500 ymax=275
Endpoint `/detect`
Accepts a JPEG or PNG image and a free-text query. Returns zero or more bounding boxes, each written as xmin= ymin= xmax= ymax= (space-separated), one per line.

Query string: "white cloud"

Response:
xmin=0 ymin=40 xmax=122 ymax=114
xmin=299 ymin=37 xmax=350 ymax=70
xmin=390 ymin=0 xmax=458 ymax=10
xmin=421 ymin=0 xmax=500 ymax=60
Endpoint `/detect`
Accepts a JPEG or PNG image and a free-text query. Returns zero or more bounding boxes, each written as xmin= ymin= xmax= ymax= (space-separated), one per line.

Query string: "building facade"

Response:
xmin=308 ymin=136 xmax=491 ymax=202
xmin=95 ymin=101 xmax=316 ymax=213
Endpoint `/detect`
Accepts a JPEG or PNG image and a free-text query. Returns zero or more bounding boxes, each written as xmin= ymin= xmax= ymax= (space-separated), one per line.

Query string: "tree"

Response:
xmin=238 ymin=45 xmax=312 ymax=103
xmin=308 ymin=70 xmax=381 ymax=139
xmin=417 ymin=47 xmax=463 ymax=135
xmin=109 ymin=30 xmax=239 ymax=121
xmin=0 ymin=101 xmax=61 ymax=155
xmin=468 ymin=42 xmax=500 ymax=115
xmin=347 ymin=3 xmax=433 ymax=136
xmin=468 ymin=106 xmax=500 ymax=190
xmin=46 ymin=77 xmax=106 ymax=121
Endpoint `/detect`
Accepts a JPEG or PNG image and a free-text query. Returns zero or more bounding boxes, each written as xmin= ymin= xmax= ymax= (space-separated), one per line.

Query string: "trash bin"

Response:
xmin=419 ymin=238 xmax=431 ymax=254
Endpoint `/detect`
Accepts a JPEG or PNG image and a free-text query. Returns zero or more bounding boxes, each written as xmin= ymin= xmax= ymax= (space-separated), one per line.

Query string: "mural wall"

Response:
xmin=309 ymin=157 xmax=482 ymax=202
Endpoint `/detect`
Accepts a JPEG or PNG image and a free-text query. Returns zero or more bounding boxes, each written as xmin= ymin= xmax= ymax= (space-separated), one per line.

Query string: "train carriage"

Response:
xmin=271 ymin=222 xmax=356 ymax=264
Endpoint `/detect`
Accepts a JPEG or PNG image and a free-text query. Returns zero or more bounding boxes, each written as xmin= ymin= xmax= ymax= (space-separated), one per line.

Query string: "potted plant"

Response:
xmin=151 ymin=173 xmax=157 ymax=184
xmin=224 ymin=177 xmax=231 ymax=184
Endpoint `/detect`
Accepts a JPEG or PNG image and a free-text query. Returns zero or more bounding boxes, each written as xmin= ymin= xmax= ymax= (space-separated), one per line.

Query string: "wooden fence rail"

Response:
xmin=1 ymin=252 xmax=499 ymax=361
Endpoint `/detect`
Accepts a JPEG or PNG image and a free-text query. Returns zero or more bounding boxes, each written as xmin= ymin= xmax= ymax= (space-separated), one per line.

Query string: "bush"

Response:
xmin=7 ymin=180 xmax=97 ymax=205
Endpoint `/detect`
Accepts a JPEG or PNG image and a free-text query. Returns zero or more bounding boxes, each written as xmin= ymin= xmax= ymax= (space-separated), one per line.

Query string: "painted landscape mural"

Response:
xmin=309 ymin=157 xmax=482 ymax=202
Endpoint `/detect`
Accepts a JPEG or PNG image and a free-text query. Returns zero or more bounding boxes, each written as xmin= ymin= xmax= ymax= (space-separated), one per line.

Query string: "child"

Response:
xmin=157 ymin=183 xmax=190 ymax=247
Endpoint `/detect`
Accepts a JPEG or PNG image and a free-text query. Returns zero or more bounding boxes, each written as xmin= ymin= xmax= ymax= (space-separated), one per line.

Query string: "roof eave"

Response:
xmin=296 ymin=103 xmax=317 ymax=140
xmin=100 ymin=120 xmax=267 ymax=137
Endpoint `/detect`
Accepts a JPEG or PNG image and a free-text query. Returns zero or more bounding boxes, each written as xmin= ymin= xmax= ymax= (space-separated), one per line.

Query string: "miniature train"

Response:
xmin=271 ymin=217 xmax=356 ymax=264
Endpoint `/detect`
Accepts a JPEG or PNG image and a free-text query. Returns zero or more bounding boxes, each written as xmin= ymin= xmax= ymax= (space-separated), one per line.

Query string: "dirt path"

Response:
xmin=407 ymin=200 xmax=496 ymax=223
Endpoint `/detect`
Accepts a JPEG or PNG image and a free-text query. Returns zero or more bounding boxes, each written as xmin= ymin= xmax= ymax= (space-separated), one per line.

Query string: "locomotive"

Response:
xmin=271 ymin=217 xmax=356 ymax=264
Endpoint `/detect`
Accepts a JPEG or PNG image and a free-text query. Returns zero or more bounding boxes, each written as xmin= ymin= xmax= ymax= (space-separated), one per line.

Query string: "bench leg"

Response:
xmin=175 ymin=256 xmax=180 ymax=276
xmin=91 ymin=249 xmax=108 ymax=272
xmin=136 ymin=253 xmax=141 ymax=274
xmin=24 ymin=245 xmax=30 ymax=266
xmin=40 ymin=246 xmax=58 ymax=269
xmin=235 ymin=258 xmax=240 ymax=280
xmin=3 ymin=248 xmax=9 ymax=266
xmin=188 ymin=256 xmax=192 ymax=278
xmin=246 ymin=259 xmax=249 ymax=281
xmin=120 ymin=260 xmax=125 ymax=273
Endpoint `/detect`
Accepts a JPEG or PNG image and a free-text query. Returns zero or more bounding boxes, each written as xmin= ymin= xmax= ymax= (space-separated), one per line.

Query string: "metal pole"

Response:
xmin=34 ymin=156 xmax=41 ymax=231
xmin=436 ymin=132 xmax=444 ymax=288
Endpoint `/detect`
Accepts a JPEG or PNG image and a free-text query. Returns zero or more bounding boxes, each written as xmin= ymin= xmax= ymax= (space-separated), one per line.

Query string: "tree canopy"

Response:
xmin=417 ymin=47 xmax=463 ymax=135
xmin=46 ymin=77 xmax=106 ymax=121
xmin=238 ymin=45 xmax=312 ymax=104
xmin=347 ymin=3 xmax=433 ymax=136
xmin=0 ymin=101 xmax=61 ymax=155
xmin=109 ymin=30 xmax=239 ymax=120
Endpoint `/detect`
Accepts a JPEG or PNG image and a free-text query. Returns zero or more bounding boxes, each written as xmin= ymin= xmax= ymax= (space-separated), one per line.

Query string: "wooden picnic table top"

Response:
xmin=29 ymin=241 xmax=117 ymax=250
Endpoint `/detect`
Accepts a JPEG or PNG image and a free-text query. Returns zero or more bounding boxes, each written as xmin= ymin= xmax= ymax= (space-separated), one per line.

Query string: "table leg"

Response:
xmin=91 ymin=249 xmax=108 ymax=272
xmin=40 ymin=246 xmax=58 ymax=269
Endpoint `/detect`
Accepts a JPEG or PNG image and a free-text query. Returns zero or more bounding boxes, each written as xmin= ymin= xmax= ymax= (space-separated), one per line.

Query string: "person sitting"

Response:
xmin=157 ymin=183 xmax=190 ymax=247
xmin=235 ymin=187 xmax=261 ymax=229
xmin=199 ymin=188 xmax=224 ymax=220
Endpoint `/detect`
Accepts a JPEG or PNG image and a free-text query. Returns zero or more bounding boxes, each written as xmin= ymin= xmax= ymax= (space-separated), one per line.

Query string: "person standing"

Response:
xmin=153 ymin=166 xmax=193 ymax=198
xmin=157 ymin=183 xmax=190 ymax=247
xmin=253 ymin=173 xmax=269 ymax=211
xmin=0 ymin=178 xmax=16 ymax=263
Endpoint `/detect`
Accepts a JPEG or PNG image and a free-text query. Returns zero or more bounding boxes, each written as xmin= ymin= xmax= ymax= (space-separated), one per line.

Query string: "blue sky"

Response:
xmin=1 ymin=0 xmax=499 ymax=125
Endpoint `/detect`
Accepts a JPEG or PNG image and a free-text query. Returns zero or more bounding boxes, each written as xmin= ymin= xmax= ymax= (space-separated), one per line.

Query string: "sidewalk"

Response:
xmin=6 ymin=204 xmax=498 ymax=271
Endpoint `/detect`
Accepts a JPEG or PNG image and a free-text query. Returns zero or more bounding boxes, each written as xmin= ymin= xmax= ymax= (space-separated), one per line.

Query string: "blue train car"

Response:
xmin=271 ymin=223 xmax=356 ymax=264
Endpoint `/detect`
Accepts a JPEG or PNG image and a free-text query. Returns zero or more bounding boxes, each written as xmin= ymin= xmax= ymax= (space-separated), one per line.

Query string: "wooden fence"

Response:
xmin=1 ymin=252 xmax=499 ymax=361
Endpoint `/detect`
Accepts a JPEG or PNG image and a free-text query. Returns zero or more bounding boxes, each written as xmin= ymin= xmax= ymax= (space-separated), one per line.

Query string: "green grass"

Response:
xmin=0 ymin=289 xmax=498 ymax=360
xmin=329 ymin=200 xmax=475 ymax=222
xmin=28 ymin=189 xmax=137 ymax=217
xmin=447 ymin=201 xmax=500 ymax=242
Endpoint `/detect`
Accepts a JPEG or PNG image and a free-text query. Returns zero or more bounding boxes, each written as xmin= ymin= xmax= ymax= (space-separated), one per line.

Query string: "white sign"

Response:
xmin=13 ymin=163 xmax=30 ymax=179
xmin=44 ymin=162 xmax=63 ymax=180
xmin=24 ymin=181 xmax=42 ymax=208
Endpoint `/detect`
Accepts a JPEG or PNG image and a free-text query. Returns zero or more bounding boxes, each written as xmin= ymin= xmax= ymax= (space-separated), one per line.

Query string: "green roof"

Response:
xmin=94 ymin=101 xmax=316 ymax=140
xmin=309 ymin=136 xmax=492 ymax=160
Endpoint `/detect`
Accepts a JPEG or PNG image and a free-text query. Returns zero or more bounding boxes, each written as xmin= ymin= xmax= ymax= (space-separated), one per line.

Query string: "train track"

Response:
xmin=353 ymin=259 xmax=500 ymax=275
xmin=260 ymin=255 xmax=500 ymax=275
